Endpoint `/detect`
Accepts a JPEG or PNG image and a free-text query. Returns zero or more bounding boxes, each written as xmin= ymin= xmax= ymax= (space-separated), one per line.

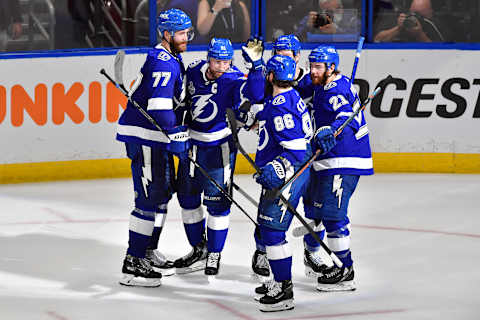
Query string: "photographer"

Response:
xmin=295 ymin=0 xmax=360 ymax=42
xmin=374 ymin=0 xmax=448 ymax=42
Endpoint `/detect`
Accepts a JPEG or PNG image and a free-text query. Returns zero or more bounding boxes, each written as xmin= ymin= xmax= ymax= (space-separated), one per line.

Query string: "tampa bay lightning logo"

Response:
xmin=257 ymin=120 xmax=269 ymax=151
xmin=324 ymin=81 xmax=337 ymax=90
xmin=272 ymin=95 xmax=286 ymax=105
xmin=191 ymin=94 xmax=218 ymax=123
xmin=157 ymin=51 xmax=171 ymax=61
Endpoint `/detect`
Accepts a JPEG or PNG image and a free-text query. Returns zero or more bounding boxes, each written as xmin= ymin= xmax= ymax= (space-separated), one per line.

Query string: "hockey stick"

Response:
xmin=114 ymin=49 xmax=128 ymax=92
xmin=265 ymin=84 xmax=384 ymax=202
xmin=225 ymin=109 xmax=343 ymax=268
xmin=111 ymin=50 xmax=258 ymax=209
xmin=350 ymin=36 xmax=365 ymax=84
xmin=100 ymin=68 xmax=259 ymax=228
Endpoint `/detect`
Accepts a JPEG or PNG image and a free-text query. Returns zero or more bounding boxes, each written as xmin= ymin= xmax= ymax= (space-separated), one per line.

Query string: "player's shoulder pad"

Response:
xmin=187 ymin=59 xmax=204 ymax=70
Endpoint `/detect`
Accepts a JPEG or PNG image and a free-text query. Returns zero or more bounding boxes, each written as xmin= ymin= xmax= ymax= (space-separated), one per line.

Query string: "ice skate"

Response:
xmin=119 ymin=254 xmax=162 ymax=287
xmin=251 ymin=250 xmax=271 ymax=283
xmin=145 ymin=249 xmax=175 ymax=276
xmin=316 ymin=265 xmax=356 ymax=292
xmin=304 ymin=249 xmax=330 ymax=278
xmin=258 ymin=280 xmax=294 ymax=312
xmin=205 ymin=251 xmax=221 ymax=276
xmin=174 ymin=241 xmax=207 ymax=274
xmin=254 ymin=281 xmax=269 ymax=301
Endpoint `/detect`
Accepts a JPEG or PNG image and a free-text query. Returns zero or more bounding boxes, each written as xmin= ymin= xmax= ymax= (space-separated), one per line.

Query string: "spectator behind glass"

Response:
xmin=197 ymin=0 xmax=250 ymax=43
xmin=374 ymin=0 xmax=450 ymax=42
xmin=265 ymin=0 xmax=311 ymax=41
xmin=296 ymin=0 xmax=361 ymax=42
xmin=0 ymin=0 xmax=23 ymax=51
xmin=162 ymin=0 xmax=206 ymax=43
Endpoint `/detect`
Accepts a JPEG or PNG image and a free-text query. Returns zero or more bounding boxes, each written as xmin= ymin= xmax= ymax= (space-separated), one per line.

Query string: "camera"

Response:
xmin=402 ymin=12 xmax=422 ymax=29
xmin=314 ymin=10 xmax=334 ymax=28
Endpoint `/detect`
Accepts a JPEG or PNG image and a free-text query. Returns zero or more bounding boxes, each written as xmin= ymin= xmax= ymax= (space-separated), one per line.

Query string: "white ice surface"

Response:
xmin=0 ymin=174 xmax=479 ymax=320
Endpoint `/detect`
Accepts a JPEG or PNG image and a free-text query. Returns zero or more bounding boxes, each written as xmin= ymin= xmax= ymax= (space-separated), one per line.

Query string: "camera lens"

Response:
xmin=403 ymin=15 xmax=417 ymax=29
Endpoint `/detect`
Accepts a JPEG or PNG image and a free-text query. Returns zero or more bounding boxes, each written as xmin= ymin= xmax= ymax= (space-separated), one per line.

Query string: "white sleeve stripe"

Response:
xmin=279 ymin=138 xmax=307 ymax=150
xmin=147 ymin=97 xmax=173 ymax=110
xmin=336 ymin=112 xmax=353 ymax=119
xmin=355 ymin=125 xmax=369 ymax=140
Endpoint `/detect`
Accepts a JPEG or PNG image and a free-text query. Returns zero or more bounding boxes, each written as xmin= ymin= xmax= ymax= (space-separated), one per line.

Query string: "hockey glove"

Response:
xmin=254 ymin=158 xmax=286 ymax=190
xmin=165 ymin=125 xmax=191 ymax=160
xmin=242 ymin=37 xmax=264 ymax=70
xmin=237 ymin=102 xmax=256 ymax=130
xmin=314 ymin=126 xmax=336 ymax=155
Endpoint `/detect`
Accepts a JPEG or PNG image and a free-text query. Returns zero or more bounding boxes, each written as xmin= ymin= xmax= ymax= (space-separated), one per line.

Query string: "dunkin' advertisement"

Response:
xmin=0 ymin=49 xmax=479 ymax=167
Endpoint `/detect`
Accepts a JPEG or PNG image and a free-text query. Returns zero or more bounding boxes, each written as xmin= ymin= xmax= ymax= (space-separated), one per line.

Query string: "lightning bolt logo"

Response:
xmin=141 ymin=146 xmax=152 ymax=198
xmin=191 ymin=94 xmax=218 ymax=123
xmin=332 ymin=174 xmax=343 ymax=208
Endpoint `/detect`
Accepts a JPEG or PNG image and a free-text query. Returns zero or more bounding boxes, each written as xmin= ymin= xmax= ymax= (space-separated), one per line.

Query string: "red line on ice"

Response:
xmin=205 ymin=299 xmax=256 ymax=320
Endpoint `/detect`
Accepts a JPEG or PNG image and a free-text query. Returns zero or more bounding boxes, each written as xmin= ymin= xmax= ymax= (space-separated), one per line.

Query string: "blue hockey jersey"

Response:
xmin=311 ymin=74 xmax=373 ymax=176
xmin=185 ymin=60 xmax=264 ymax=146
xmin=116 ymin=44 xmax=185 ymax=148
xmin=255 ymin=88 xmax=312 ymax=169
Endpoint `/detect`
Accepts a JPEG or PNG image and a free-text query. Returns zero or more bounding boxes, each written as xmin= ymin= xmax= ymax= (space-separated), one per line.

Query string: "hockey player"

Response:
xmin=272 ymin=34 xmax=313 ymax=101
xmin=305 ymin=45 xmax=373 ymax=291
xmin=253 ymin=55 xmax=312 ymax=312
xmin=173 ymin=37 xmax=264 ymax=276
xmin=115 ymin=8 xmax=194 ymax=287
xmin=251 ymin=34 xmax=329 ymax=282
xmin=274 ymin=35 xmax=332 ymax=278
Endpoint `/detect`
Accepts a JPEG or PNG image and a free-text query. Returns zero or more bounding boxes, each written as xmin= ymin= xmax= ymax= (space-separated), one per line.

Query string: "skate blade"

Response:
xmin=251 ymin=273 xmax=272 ymax=284
xmin=316 ymin=280 xmax=356 ymax=292
xmin=175 ymin=261 xmax=206 ymax=274
xmin=152 ymin=266 xmax=176 ymax=276
xmin=259 ymin=299 xmax=294 ymax=312
xmin=119 ymin=274 xmax=162 ymax=287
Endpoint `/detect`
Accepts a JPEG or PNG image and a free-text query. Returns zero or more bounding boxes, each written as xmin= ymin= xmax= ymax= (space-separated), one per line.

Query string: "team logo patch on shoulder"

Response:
xmin=272 ymin=95 xmax=286 ymax=105
xmin=157 ymin=51 xmax=171 ymax=61
xmin=188 ymin=59 xmax=202 ymax=68
xmin=324 ymin=82 xmax=337 ymax=91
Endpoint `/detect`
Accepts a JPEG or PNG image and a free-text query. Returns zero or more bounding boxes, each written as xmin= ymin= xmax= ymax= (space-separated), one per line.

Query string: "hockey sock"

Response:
xmin=148 ymin=206 xmax=167 ymax=249
xmin=127 ymin=209 xmax=155 ymax=258
xmin=206 ymin=209 xmax=230 ymax=252
xmin=181 ymin=206 xmax=205 ymax=247
xmin=324 ymin=219 xmax=353 ymax=267
xmin=303 ymin=220 xmax=326 ymax=252
xmin=266 ymin=242 xmax=292 ymax=282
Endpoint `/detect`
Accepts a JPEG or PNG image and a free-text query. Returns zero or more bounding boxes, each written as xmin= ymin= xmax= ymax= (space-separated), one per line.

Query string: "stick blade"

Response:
xmin=114 ymin=49 xmax=126 ymax=86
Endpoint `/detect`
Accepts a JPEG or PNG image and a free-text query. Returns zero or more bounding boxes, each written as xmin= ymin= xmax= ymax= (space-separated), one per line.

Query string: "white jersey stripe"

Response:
xmin=313 ymin=157 xmax=373 ymax=171
xmin=147 ymin=97 xmax=173 ymax=110
xmin=279 ymin=138 xmax=307 ymax=151
xmin=117 ymin=124 xmax=170 ymax=143
xmin=189 ymin=127 xmax=232 ymax=142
